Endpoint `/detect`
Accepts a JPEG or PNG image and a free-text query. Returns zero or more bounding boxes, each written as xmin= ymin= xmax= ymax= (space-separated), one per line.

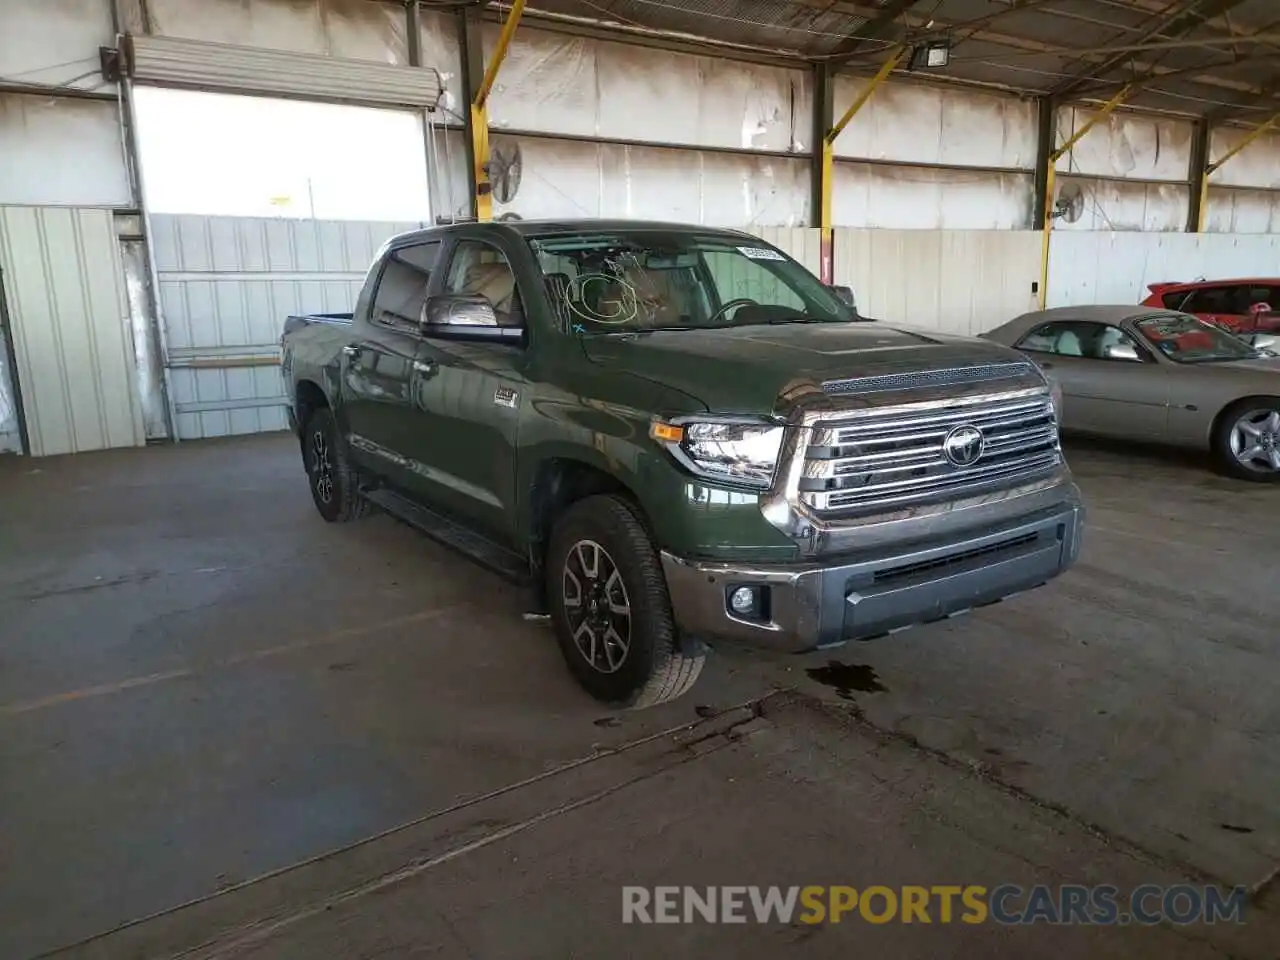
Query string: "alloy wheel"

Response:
xmin=1229 ymin=409 xmax=1280 ymax=473
xmin=310 ymin=428 xmax=335 ymax=503
xmin=562 ymin=539 xmax=632 ymax=674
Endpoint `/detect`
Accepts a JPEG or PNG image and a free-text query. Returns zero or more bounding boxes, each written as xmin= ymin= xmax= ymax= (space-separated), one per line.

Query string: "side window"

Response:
xmin=1017 ymin=321 xmax=1142 ymax=360
xmin=370 ymin=241 xmax=441 ymax=332
xmin=1160 ymin=289 xmax=1193 ymax=310
xmin=439 ymin=241 xmax=523 ymax=327
xmin=1179 ymin=286 xmax=1233 ymax=316
xmin=1236 ymin=285 xmax=1275 ymax=312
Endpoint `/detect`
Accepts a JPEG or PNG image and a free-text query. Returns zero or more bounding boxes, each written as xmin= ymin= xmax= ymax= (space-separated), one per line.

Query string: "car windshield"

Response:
xmin=1134 ymin=313 xmax=1262 ymax=363
xmin=526 ymin=230 xmax=859 ymax=333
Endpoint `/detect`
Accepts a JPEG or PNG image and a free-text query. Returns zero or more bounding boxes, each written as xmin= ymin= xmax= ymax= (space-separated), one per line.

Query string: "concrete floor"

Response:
xmin=0 ymin=434 xmax=1276 ymax=959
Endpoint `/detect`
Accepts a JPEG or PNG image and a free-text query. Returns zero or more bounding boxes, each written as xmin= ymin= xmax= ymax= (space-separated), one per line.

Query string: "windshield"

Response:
xmin=1134 ymin=313 xmax=1261 ymax=363
xmin=526 ymin=231 xmax=859 ymax=333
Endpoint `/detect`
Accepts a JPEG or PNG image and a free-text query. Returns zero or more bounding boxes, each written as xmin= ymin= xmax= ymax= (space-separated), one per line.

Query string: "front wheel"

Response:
xmin=1213 ymin=400 xmax=1280 ymax=482
xmin=546 ymin=495 xmax=704 ymax=709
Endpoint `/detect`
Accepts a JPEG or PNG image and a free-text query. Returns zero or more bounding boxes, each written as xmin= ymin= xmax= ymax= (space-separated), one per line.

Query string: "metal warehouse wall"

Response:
xmin=833 ymin=229 xmax=1042 ymax=335
xmin=1047 ymin=233 xmax=1280 ymax=307
xmin=151 ymin=215 xmax=419 ymax=440
xmin=0 ymin=207 xmax=144 ymax=457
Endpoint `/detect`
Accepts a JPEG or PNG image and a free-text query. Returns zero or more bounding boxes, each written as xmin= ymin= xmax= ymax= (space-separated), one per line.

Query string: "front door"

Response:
xmin=341 ymin=240 xmax=442 ymax=488
xmin=1017 ymin=319 xmax=1171 ymax=440
xmin=400 ymin=239 xmax=528 ymax=541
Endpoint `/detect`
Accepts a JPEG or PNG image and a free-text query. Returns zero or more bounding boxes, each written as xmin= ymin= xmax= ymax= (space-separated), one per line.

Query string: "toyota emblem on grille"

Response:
xmin=943 ymin=424 xmax=985 ymax=466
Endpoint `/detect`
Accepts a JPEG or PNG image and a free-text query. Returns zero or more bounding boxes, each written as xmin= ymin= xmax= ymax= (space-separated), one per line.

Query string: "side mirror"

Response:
xmin=420 ymin=294 xmax=524 ymax=343
xmin=1103 ymin=342 xmax=1141 ymax=362
xmin=828 ymin=284 xmax=857 ymax=311
xmin=423 ymin=293 xmax=499 ymax=329
xmin=1246 ymin=333 xmax=1279 ymax=355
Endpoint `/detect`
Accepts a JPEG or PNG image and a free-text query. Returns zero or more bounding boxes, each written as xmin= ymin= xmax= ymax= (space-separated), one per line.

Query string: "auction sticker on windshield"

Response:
xmin=738 ymin=246 xmax=786 ymax=261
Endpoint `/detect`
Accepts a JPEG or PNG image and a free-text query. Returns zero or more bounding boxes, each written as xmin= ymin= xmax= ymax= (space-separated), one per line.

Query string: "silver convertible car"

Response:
xmin=982 ymin=306 xmax=1280 ymax=482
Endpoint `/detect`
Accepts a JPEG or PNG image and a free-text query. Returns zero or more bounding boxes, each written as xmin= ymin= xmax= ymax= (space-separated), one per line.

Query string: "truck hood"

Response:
xmin=581 ymin=321 xmax=1025 ymax=414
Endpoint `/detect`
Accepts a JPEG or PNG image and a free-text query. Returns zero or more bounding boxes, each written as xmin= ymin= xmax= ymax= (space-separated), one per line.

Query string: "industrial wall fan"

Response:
xmin=487 ymin=140 xmax=524 ymax=205
xmin=1052 ymin=181 xmax=1086 ymax=224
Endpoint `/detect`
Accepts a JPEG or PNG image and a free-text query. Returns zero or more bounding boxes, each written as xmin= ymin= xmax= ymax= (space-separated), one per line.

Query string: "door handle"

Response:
xmin=342 ymin=344 xmax=362 ymax=359
xmin=413 ymin=359 xmax=436 ymax=375
xmin=1039 ymin=360 xmax=1054 ymax=369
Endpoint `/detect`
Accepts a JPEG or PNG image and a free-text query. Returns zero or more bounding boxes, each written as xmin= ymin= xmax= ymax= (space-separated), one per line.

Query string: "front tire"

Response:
xmin=1213 ymin=399 xmax=1280 ymax=483
xmin=302 ymin=407 xmax=371 ymax=521
xmin=546 ymin=495 xmax=704 ymax=709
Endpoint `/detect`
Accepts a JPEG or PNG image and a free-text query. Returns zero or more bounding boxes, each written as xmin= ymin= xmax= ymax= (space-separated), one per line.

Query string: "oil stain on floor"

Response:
xmin=805 ymin=661 xmax=888 ymax=699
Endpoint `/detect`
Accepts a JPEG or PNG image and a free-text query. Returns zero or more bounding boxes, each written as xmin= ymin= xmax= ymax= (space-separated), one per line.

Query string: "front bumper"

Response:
xmin=661 ymin=495 xmax=1084 ymax=654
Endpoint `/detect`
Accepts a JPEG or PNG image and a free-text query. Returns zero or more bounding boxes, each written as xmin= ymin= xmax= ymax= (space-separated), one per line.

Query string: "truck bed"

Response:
xmin=283 ymin=312 xmax=353 ymax=338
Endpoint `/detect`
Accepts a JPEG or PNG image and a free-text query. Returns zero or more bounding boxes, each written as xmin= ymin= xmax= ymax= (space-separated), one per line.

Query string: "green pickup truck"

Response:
xmin=281 ymin=220 xmax=1084 ymax=708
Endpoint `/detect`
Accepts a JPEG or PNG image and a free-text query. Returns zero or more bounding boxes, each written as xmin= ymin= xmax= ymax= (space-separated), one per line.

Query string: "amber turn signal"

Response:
xmin=649 ymin=420 xmax=685 ymax=443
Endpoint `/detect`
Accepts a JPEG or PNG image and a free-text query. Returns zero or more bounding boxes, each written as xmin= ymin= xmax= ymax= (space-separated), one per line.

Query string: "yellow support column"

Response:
xmin=471 ymin=0 xmax=526 ymax=222
xmin=1038 ymin=86 xmax=1132 ymax=309
xmin=1195 ymin=113 xmax=1279 ymax=233
xmin=819 ymin=47 xmax=906 ymax=284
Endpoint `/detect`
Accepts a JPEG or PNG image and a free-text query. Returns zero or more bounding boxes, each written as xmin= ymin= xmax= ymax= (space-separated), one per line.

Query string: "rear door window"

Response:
xmin=1177 ymin=286 xmax=1235 ymax=316
xmin=371 ymin=241 xmax=442 ymax=332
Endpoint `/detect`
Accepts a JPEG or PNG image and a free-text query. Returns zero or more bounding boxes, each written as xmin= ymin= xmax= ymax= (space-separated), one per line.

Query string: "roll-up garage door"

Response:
xmin=125 ymin=35 xmax=443 ymax=110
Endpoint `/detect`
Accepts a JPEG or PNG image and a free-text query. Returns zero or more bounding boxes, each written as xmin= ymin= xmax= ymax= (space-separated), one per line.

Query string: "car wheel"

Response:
xmin=1213 ymin=398 xmax=1280 ymax=483
xmin=303 ymin=407 xmax=372 ymax=521
xmin=546 ymin=494 xmax=705 ymax=709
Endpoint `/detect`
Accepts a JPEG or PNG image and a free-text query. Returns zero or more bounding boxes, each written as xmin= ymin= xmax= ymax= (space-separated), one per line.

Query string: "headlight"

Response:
xmin=650 ymin=418 xmax=785 ymax=488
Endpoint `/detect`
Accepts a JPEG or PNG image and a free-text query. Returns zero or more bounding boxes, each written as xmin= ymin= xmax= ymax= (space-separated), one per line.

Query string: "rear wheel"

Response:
xmin=546 ymin=495 xmax=704 ymax=709
xmin=303 ymin=407 xmax=371 ymax=521
xmin=1213 ymin=399 xmax=1280 ymax=482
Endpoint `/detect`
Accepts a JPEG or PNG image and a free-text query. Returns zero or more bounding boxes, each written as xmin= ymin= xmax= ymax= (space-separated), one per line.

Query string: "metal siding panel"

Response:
xmin=834 ymin=228 xmax=1040 ymax=334
xmin=831 ymin=79 xmax=1037 ymax=171
xmin=128 ymin=35 xmax=442 ymax=109
xmin=147 ymin=0 xmax=410 ymax=63
xmin=0 ymin=95 xmax=132 ymax=207
xmin=1056 ymin=108 xmax=1193 ymax=182
xmin=833 ymin=162 xmax=1032 ymax=230
xmin=155 ymin=214 xmax=412 ymax=439
xmin=1048 ymin=232 xmax=1280 ymax=308
xmin=0 ymin=206 xmax=143 ymax=456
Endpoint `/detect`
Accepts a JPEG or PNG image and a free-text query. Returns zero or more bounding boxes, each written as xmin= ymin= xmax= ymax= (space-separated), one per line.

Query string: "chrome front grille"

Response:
xmin=798 ymin=391 xmax=1061 ymax=513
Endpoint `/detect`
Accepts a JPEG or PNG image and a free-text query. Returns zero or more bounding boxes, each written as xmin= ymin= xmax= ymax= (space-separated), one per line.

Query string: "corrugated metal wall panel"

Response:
xmin=127 ymin=35 xmax=443 ymax=109
xmin=0 ymin=206 xmax=143 ymax=456
xmin=147 ymin=0 xmax=412 ymax=64
xmin=1046 ymin=232 xmax=1280 ymax=307
xmin=153 ymin=215 xmax=418 ymax=440
xmin=832 ymin=229 xmax=1041 ymax=335
xmin=485 ymin=136 xmax=811 ymax=227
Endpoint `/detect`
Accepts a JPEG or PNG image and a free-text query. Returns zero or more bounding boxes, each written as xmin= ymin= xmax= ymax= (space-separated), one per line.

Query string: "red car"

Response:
xmin=1142 ymin=278 xmax=1280 ymax=335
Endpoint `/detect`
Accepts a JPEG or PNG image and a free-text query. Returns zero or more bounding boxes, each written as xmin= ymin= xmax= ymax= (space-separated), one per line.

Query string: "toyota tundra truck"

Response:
xmin=280 ymin=220 xmax=1084 ymax=709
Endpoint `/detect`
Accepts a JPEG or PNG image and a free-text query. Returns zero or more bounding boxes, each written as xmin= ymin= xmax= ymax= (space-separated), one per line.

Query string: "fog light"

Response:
xmin=729 ymin=586 xmax=757 ymax=616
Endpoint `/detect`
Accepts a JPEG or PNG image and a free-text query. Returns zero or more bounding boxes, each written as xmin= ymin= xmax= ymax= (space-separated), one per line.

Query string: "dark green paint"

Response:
xmin=282 ymin=221 xmax=1026 ymax=567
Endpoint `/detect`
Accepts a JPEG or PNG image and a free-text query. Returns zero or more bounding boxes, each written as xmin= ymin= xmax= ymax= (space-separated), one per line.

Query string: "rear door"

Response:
xmin=1015 ymin=319 xmax=1171 ymax=440
xmin=341 ymin=240 xmax=442 ymax=486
